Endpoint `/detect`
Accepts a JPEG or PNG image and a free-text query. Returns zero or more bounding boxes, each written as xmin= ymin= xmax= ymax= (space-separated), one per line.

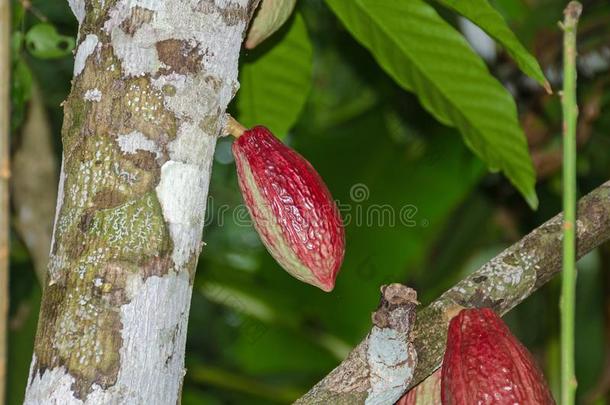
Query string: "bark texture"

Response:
xmin=295 ymin=285 xmax=418 ymax=405
xmin=24 ymin=1 xmax=257 ymax=403
xmin=297 ymin=180 xmax=610 ymax=404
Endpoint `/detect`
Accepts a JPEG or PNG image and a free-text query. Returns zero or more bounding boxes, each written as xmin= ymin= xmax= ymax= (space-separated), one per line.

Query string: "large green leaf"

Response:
xmin=436 ymin=0 xmax=549 ymax=89
xmin=236 ymin=13 xmax=312 ymax=138
xmin=325 ymin=0 xmax=538 ymax=208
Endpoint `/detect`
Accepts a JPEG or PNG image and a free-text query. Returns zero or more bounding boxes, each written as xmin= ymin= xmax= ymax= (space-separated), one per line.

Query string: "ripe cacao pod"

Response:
xmin=442 ymin=307 xmax=555 ymax=405
xmin=232 ymin=126 xmax=345 ymax=291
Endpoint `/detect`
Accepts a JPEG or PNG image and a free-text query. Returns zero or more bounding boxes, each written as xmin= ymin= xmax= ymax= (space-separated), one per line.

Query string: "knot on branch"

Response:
xmin=564 ymin=1 xmax=582 ymax=20
xmin=372 ymin=284 xmax=418 ymax=331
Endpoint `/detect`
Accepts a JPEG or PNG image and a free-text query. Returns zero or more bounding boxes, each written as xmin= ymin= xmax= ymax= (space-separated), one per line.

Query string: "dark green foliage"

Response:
xmin=7 ymin=0 xmax=610 ymax=403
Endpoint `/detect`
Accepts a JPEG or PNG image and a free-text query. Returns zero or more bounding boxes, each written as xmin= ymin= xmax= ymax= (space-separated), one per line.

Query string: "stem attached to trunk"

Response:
xmin=226 ymin=115 xmax=247 ymax=138
xmin=23 ymin=1 xmax=258 ymax=403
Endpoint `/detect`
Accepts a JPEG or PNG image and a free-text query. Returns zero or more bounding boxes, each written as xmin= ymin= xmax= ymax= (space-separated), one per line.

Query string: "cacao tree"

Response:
xmin=3 ymin=0 xmax=610 ymax=404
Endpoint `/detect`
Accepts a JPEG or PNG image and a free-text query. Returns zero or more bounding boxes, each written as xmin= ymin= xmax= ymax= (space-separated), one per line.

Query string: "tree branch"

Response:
xmin=296 ymin=180 xmax=610 ymax=404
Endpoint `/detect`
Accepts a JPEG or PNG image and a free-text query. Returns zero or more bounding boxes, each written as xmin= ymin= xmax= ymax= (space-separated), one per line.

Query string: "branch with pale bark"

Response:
xmin=296 ymin=180 xmax=610 ymax=404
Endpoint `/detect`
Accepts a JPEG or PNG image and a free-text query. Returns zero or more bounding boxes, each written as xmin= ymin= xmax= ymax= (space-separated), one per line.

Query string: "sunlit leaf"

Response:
xmin=436 ymin=0 xmax=549 ymax=89
xmin=326 ymin=0 xmax=538 ymax=208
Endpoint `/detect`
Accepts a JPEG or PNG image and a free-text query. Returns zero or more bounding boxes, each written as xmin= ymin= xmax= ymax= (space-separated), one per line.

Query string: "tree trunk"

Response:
xmin=24 ymin=1 xmax=257 ymax=403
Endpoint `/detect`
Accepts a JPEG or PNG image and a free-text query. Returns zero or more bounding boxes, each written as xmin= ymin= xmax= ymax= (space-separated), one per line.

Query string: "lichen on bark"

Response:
xmin=296 ymin=285 xmax=418 ymax=405
xmin=25 ymin=0 xmax=257 ymax=402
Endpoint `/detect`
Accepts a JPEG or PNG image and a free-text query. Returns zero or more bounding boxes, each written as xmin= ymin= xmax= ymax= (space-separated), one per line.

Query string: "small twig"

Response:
xmin=560 ymin=2 xmax=582 ymax=404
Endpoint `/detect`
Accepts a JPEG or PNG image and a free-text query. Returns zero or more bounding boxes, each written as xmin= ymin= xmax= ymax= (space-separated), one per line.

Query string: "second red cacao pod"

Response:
xmin=441 ymin=308 xmax=555 ymax=405
xmin=232 ymin=126 xmax=345 ymax=291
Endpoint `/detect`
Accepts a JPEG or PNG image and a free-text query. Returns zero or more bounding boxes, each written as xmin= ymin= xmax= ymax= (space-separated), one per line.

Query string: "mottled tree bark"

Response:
xmin=24 ymin=1 xmax=258 ymax=403
xmin=295 ymin=285 xmax=419 ymax=405
xmin=297 ymin=181 xmax=610 ymax=404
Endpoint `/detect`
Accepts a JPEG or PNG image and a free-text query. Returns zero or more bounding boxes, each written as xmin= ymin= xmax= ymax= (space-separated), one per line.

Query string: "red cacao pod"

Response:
xmin=441 ymin=308 xmax=555 ymax=405
xmin=232 ymin=126 xmax=345 ymax=291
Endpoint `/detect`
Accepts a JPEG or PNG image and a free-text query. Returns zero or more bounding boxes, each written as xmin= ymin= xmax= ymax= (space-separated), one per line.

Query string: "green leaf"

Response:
xmin=236 ymin=13 xmax=313 ymax=139
xmin=325 ymin=0 xmax=538 ymax=208
xmin=436 ymin=0 xmax=549 ymax=90
xmin=25 ymin=23 xmax=75 ymax=59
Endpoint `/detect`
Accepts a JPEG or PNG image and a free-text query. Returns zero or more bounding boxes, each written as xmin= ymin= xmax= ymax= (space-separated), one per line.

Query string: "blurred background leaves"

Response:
xmin=7 ymin=0 xmax=610 ymax=403
xmin=235 ymin=13 xmax=312 ymax=138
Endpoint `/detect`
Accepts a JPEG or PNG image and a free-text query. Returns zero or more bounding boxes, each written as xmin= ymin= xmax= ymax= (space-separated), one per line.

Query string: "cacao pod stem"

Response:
xmin=226 ymin=115 xmax=246 ymax=138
